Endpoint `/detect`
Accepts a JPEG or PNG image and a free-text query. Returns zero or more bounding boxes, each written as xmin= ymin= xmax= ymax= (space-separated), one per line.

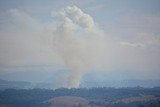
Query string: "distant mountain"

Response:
xmin=80 ymin=80 xmax=160 ymax=88
xmin=0 ymin=79 xmax=31 ymax=90
xmin=0 ymin=70 xmax=55 ymax=83
xmin=0 ymin=79 xmax=56 ymax=90
xmin=1 ymin=79 xmax=160 ymax=90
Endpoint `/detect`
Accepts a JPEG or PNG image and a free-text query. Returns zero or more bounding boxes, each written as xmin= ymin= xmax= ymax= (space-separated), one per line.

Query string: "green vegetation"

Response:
xmin=0 ymin=87 xmax=160 ymax=107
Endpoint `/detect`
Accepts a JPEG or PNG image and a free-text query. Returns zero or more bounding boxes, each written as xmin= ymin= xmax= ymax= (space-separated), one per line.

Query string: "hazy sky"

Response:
xmin=0 ymin=0 xmax=160 ymax=87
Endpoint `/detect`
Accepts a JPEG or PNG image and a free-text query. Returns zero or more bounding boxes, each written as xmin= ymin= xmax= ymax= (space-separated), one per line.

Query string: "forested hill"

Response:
xmin=0 ymin=87 xmax=160 ymax=107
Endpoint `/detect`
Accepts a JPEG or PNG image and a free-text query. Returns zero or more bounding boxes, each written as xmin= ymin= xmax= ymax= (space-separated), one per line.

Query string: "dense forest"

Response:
xmin=0 ymin=87 xmax=160 ymax=107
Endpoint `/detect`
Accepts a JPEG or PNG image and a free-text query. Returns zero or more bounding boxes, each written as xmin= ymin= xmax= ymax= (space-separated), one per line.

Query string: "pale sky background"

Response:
xmin=0 ymin=0 xmax=160 ymax=86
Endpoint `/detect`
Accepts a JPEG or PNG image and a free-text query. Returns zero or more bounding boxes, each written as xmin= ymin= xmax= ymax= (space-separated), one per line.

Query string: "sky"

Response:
xmin=0 ymin=0 xmax=160 ymax=88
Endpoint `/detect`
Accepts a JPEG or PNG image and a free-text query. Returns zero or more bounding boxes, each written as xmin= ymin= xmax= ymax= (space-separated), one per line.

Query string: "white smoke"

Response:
xmin=52 ymin=6 xmax=106 ymax=88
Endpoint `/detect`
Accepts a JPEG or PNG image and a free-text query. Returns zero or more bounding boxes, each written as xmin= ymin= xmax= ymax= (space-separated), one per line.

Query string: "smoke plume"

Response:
xmin=52 ymin=6 xmax=106 ymax=88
